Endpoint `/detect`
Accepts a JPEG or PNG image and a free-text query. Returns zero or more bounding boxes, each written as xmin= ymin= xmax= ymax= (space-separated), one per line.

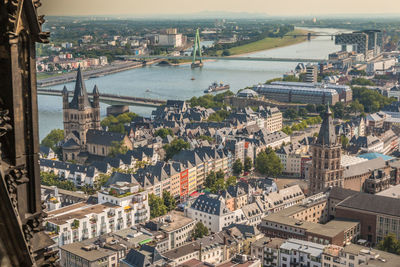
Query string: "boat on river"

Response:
xmin=204 ymin=82 xmax=230 ymax=93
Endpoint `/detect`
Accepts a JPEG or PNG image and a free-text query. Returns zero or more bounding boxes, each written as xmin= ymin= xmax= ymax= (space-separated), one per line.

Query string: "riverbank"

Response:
xmin=226 ymin=29 xmax=312 ymax=56
xmin=37 ymin=59 xmax=161 ymax=87
xmin=38 ymin=27 xmax=340 ymax=140
xmin=163 ymin=29 xmax=313 ymax=67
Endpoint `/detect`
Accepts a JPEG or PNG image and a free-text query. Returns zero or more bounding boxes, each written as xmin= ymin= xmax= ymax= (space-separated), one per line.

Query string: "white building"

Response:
xmin=322 ymin=243 xmax=400 ymax=267
xmin=366 ymin=58 xmax=396 ymax=75
xmin=279 ymin=239 xmax=325 ymax=267
xmin=185 ymin=194 xmax=250 ymax=233
xmin=45 ymin=182 xmax=149 ymax=247
xmin=158 ymin=34 xmax=183 ymax=47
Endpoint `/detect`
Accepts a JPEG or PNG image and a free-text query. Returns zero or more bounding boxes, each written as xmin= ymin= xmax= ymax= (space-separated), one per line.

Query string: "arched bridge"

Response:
xmin=37 ymin=89 xmax=166 ymax=108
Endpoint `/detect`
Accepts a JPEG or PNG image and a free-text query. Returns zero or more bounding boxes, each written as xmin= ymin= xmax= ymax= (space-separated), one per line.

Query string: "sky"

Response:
xmin=40 ymin=0 xmax=400 ymax=17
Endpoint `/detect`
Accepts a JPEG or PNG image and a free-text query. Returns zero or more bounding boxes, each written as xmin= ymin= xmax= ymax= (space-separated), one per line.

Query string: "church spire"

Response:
xmin=69 ymin=66 xmax=92 ymax=109
xmin=316 ymin=105 xmax=337 ymax=146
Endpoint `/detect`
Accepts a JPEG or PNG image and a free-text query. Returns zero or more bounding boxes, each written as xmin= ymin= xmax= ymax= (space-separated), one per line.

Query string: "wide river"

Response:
xmin=38 ymin=27 xmax=346 ymax=140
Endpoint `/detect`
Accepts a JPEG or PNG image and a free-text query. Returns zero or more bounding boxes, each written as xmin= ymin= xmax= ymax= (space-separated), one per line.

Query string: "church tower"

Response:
xmin=309 ymin=106 xmax=344 ymax=194
xmin=62 ymin=66 xmax=101 ymax=159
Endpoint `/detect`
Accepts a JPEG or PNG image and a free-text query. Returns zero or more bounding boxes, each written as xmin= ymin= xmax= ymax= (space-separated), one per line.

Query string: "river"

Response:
xmin=38 ymin=27 xmax=346 ymax=140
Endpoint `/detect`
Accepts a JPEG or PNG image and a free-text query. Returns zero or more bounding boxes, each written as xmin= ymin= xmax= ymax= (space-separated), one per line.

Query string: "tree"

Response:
xmin=316 ymin=104 xmax=326 ymax=113
xmin=205 ymin=171 xmax=217 ymax=188
xmin=162 ymin=191 xmax=176 ymax=212
xmin=332 ymin=102 xmax=345 ymax=119
xmin=282 ymin=126 xmax=293 ymax=135
xmin=210 ymin=178 xmax=225 ymax=193
xmin=377 ymin=233 xmax=400 ymax=255
xmin=221 ymin=50 xmax=231 ymax=56
xmin=232 ymin=159 xmax=243 ymax=175
xmin=244 ymin=157 xmax=253 ymax=172
xmin=95 ymin=173 xmax=111 ymax=190
xmin=101 ymin=112 xmax=138 ymax=134
xmin=41 ymin=171 xmax=77 ymax=191
xmin=205 ymin=170 xmax=226 ymax=192
xmin=226 ymin=176 xmax=237 ymax=187
xmin=352 ymin=87 xmax=395 ymax=113
xmin=108 ymin=141 xmax=128 ymax=157
xmin=298 ymin=108 xmax=308 ymax=118
xmin=192 ymin=222 xmax=209 ymax=239
xmin=306 ymin=104 xmax=316 ymax=113
xmin=351 ymin=77 xmax=375 ymax=86
xmin=283 ymin=108 xmax=298 ymax=120
xmin=155 ymin=128 xmax=174 ymax=138
xmin=149 ymin=193 xmax=167 ymax=219
xmin=340 ymin=135 xmax=349 ymax=148
xmin=349 ymin=99 xmax=364 ymax=114
xmin=255 ymin=147 xmax=283 ymax=176
xmin=164 ymin=139 xmax=190 ymax=160
xmin=41 ymin=129 xmax=64 ymax=157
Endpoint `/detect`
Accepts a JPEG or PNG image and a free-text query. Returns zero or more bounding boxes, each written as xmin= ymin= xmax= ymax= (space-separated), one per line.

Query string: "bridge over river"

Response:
xmin=37 ymin=89 xmax=166 ymax=108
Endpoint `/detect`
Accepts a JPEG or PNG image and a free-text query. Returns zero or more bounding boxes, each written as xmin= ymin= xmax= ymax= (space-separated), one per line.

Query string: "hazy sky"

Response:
xmin=41 ymin=0 xmax=400 ymax=16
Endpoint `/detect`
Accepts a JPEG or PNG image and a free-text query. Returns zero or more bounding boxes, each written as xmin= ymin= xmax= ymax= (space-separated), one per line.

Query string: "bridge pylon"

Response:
xmin=191 ymin=28 xmax=203 ymax=68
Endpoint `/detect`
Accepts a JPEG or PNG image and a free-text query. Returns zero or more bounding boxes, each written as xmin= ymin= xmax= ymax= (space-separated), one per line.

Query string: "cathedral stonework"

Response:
xmin=309 ymin=106 xmax=344 ymax=195
xmin=0 ymin=0 xmax=57 ymax=266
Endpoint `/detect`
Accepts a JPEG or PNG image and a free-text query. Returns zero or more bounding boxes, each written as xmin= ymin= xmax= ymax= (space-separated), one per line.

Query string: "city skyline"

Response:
xmin=41 ymin=0 xmax=400 ymax=17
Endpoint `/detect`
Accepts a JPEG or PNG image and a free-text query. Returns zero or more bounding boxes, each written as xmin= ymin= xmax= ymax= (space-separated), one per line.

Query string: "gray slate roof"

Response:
xmin=316 ymin=106 xmax=337 ymax=146
xmin=190 ymin=194 xmax=231 ymax=216
xmin=69 ymin=66 xmax=93 ymax=109
xmin=86 ymin=130 xmax=126 ymax=146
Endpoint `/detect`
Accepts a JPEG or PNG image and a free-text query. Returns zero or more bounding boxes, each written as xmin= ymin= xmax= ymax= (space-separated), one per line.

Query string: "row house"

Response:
xmin=104 ymin=147 xmax=232 ymax=201
xmin=335 ymin=117 xmax=366 ymax=139
xmin=221 ymin=179 xmax=279 ymax=212
xmin=276 ymin=142 xmax=309 ymax=177
xmin=172 ymin=147 xmax=232 ymax=194
xmin=40 ymin=159 xmax=100 ymax=186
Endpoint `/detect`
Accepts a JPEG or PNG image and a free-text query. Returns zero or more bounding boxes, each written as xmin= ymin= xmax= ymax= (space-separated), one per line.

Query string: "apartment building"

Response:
xmin=251 ymin=237 xmax=285 ymax=267
xmin=162 ymin=232 xmax=237 ymax=267
xmin=259 ymin=194 xmax=360 ymax=247
xmin=144 ymin=211 xmax=196 ymax=252
xmin=185 ymin=194 xmax=245 ymax=233
xmin=322 ymin=243 xmax=400 ymax=267
xmin=59 ymin=236 xmax=128 ymax=267
xmin=279 ymin=239 xmax=325 ymax=267
xmin=45 ymin=182 xmax=150 ymax=247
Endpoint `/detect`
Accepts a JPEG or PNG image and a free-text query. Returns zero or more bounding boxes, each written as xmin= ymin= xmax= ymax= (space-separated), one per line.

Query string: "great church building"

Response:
xmin=62 ymin=67 xmax=101 ymax=161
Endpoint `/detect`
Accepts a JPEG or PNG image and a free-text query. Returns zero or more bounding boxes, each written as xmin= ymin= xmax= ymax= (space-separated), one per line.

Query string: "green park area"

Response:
xmin=226 ymin=29 xmax=311 ymax=56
